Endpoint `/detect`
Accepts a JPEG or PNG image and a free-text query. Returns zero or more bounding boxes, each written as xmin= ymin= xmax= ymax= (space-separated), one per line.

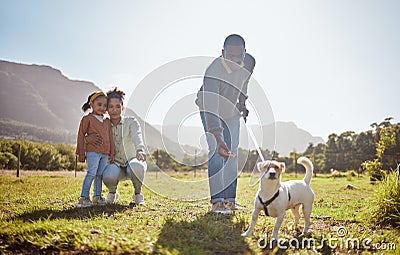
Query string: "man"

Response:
xmin=196 ymin=34 xmax=255 ymax=214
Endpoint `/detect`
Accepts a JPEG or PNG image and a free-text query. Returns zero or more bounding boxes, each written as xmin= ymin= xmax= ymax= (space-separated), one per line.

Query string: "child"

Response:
xmin=76 ymin=91 xmax=115 ymax=207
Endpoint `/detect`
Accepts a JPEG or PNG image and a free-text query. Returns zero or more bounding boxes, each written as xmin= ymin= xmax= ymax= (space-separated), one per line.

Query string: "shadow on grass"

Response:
xmin=1 ymin=240 xmax=96 ymax=255
xmin=10 ymin=203 xmax=129 ymax=221
xmin=154 ymin=212 xmax=253 ymax=254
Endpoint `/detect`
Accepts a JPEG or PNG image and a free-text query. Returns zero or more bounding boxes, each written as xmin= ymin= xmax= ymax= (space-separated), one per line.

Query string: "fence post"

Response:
xmin=75 ymin=155 xmax=78 ymax=178
xmin=293 ymin=150 xmax=297 ymax=178
xmin=156 ymin=149 xmax=158 ymax=180
xmin=194 ymin=149 xmax=197 ymax=178
xmin=17 ymin=143 xmax=21 ymax=177
xmin=313 ymin=149 xmax=317 ymax=178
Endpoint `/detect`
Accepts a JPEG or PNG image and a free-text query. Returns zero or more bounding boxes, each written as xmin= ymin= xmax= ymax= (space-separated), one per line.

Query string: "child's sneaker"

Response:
xmin=77 ymin=197 xmax=92 ymax=208
xmin=93 ymin=196 xmax=106 ymax=206
xmin=134 ymin=193 xmax=145 ymax=206
xmin=105 ymin=192 xmax=119 ymax=204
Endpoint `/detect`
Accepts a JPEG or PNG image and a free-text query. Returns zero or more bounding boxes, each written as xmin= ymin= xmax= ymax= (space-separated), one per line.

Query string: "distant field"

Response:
xmin=0 ymin=170 xmax=399 ymax=254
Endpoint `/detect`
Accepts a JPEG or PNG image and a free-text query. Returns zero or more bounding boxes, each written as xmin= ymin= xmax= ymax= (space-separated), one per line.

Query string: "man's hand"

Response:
xmin=215 ymin=135 xmax=236 ymax=159
xmin=241 ymin=107 xmax=249 ymax=123
xmin=85 ymin=134 xmax=103 ymax=146
xmin=136 ymin=150 xmax=147 ymax=162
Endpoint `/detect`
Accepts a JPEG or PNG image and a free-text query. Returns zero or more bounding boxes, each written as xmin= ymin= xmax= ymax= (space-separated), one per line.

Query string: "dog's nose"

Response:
xmin=269 ymin=172 xmax=276 ymax=179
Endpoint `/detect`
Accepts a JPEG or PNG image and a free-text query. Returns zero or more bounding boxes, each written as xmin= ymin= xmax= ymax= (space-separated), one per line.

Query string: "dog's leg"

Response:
xmin=291 ymin=205 xmax=301 ymax=230
xmin=242 ymin=207 xmax=262 ymax=237
xmin=301 ymin=203 xmax=313 ymax=236
xmin=272 ymin=212 xmax=286 ymax=241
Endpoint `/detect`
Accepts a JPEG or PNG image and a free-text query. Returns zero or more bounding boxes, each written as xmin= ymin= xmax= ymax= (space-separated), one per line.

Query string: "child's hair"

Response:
xmin=81 ymin=91 xmax=107 ymax=112
xmin=107 ymin=87 xmax=125 ymax=105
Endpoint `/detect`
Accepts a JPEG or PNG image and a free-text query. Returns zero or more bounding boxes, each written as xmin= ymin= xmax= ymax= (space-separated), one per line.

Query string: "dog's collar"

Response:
xmin=258 ymin=190 xmax=280 ymax=216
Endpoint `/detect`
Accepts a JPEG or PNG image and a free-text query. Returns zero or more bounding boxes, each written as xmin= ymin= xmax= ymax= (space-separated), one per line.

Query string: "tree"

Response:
xmin=354 ymin=131 xmax=375 ymax=169
xmin=325 ymin=133 xmax=338 ymax=171
xmin=336 ymin=131 xmax=355 ymax=170
xmin=151 ymin=150 xmax=177 ymax=170
xmin=362 ymin=117 xmax=398 ymax=181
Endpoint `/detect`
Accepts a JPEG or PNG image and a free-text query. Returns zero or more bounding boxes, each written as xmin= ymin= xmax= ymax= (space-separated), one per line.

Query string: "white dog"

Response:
xmin=242 ymin=156 xmax=314 ymax=241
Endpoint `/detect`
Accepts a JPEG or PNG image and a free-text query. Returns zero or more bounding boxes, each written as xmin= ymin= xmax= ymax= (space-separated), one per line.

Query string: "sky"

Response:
xmin=1 ymin=0 xmax=399 ymax=140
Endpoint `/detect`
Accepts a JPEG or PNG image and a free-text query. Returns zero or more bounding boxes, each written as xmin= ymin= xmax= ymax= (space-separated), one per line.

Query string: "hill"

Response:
xmin=155 ymin=122 xmax=324 ymax=156
xmin=0 ymin=60 xmax=96 ymax=131
xmin=0 ymin=60 xmax=186 ymax=158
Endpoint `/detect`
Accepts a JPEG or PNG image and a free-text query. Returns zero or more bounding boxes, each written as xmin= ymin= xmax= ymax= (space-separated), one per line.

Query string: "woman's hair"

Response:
xmin=81 ymin=91 xmax=107 ymax=112
xmin=107 ymin=87 xmax=125 ymax=105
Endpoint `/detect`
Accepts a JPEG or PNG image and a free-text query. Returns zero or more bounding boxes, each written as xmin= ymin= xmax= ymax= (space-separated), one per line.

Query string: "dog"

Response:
xmin=242 ymin=156 xmax=314 ymax=241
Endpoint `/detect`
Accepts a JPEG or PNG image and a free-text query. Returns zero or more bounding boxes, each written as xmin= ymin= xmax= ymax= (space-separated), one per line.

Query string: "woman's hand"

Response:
xmin=85 ymin=133 xmax=103 ymax=146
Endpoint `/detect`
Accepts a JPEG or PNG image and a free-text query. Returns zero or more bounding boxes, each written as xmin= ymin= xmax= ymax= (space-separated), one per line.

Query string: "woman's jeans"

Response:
xmin=80 ymin=152 xmax=108 ymax=198
xmin=200 ymin=111 xmax=240 ymax=204
xmin=103 ymin=159 xmax=147 ymax=195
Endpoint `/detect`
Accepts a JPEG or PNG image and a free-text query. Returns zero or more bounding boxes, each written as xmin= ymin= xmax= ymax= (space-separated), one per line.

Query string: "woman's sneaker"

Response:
xmin=211 ymin=201 xmax=232 ymax=214
xmin=77 ymin=197 xmax=92 ymax=208
xmin=105 ymin=192 xmax=119 ymax=204
xmin=93 ymin=196 xmax=107 ymax=206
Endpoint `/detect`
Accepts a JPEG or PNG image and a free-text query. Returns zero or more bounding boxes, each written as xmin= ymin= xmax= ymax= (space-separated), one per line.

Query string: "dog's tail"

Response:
xmin=298 ymin=156 xmax=313 ymax=185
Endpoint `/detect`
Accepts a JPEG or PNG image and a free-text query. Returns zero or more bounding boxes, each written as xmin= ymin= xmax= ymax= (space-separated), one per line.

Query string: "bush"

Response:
xmin=0 ymin=152 xmax=18 ymax=169
xmin=362 ymin=159 xmax=384 ymax=183
xmin=0 ymin=140 xmax=78 ymax=171
xmin=368 ymin=171 xmax=400 ymax=228
xmin=347 ymin=170 xmax=358 ymax=177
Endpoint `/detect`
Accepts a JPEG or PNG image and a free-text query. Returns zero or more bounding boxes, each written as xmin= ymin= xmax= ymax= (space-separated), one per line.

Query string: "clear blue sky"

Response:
xmin=1 ymin=0 xmax=399 ymax=140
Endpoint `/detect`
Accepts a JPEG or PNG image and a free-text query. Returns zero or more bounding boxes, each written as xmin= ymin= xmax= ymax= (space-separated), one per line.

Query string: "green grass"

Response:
xmin=0 ymin=171 xmax=399 ymax=254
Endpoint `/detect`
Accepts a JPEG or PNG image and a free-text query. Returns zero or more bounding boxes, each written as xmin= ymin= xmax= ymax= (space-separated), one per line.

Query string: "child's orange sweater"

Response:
xmin=76 ymin=113 xmax=115 ymax=162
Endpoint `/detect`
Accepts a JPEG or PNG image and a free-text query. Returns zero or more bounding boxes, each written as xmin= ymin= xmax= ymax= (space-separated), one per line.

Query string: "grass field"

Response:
xmin=0 ymin=170 xmax=399 ymax=254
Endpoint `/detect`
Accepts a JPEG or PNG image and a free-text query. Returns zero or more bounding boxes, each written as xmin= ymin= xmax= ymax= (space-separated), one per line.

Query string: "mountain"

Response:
xmin=0 ymin=60 xmax=187 ymax=159
xmin=155 ymin=122 xmax=324 ymax=156
xmin=0 ymin=60 xmax=324 ymax=157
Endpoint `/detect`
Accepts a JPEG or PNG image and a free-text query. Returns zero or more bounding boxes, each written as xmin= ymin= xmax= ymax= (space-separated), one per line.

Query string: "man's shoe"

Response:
xmin=211 ymin=201 xmax=232 ymax=214
xmin=134 ymin=193 xmax=145 ymax=206
xmin=105 ymin=192 xmax=119 ymax=204
xmin=93 ymin=196 xmax=107 ymax=206
xmin=77 ymin=197 xmax=92 ymax=208
xmin=225 ymin=201 xmax=247 ymax=211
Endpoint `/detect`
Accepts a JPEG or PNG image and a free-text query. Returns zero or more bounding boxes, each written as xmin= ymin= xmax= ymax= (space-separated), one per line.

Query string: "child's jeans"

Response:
xmin=80 ymin=152 xmax=108 ymax=198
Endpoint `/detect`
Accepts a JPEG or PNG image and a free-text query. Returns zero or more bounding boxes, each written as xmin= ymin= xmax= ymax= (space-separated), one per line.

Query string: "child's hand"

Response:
xmin=78 ymin=155 xmax=86 ymax=163
xmin=110 ymin=155 xmax=115 ymax=163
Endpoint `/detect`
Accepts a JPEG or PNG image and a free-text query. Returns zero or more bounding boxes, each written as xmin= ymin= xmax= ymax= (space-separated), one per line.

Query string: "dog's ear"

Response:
xmin=257 ymin=161 xmax=271 ymax=172
xmin=280 ymin=162 xmax=286 ymax=172
xmin=257 ymin=162 xmax=264 ymax=172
